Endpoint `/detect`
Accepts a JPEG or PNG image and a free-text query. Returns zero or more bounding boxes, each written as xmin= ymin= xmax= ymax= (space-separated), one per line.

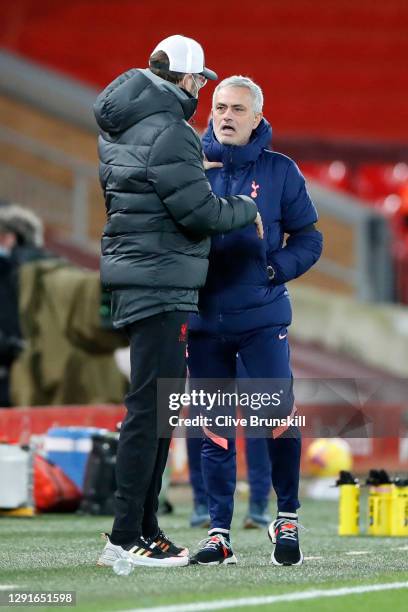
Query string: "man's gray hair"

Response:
xmin=212 ymin=76 xmax=264 ymax=114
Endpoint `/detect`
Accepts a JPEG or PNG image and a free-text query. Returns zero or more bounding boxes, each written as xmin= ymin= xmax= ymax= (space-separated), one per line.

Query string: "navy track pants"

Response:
xmin=188 ymin=325 xmax=301 ymax=531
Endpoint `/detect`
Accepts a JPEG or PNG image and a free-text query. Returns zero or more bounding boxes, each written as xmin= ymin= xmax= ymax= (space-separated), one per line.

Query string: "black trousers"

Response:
xmin=111 ymin=311 xmax=188 ymax=544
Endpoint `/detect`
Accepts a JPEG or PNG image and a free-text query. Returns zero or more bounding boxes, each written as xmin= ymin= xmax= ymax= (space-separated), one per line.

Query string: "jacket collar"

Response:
xmin=142 ymin=70 xmax=198 ymax=121
xmin=202 ymin=118 xmax=272 ymax=170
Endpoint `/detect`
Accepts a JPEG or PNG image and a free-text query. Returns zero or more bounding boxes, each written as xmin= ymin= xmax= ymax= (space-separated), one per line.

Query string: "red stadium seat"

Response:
xmin=354 ymin=163 xmax=408 ymax=203
xmin=300 ymin=161 xmax=352 ymax=192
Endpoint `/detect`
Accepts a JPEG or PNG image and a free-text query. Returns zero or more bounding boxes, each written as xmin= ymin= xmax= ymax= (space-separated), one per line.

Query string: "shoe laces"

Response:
xmin=140 ymin=534 xmax=158 ymax=549
xmin=198 ymin=534 xmax=230 ymax=551
xmin=274 ymin=518 xmax=303 ymax=542
xmin=154 ymin=529 xmax=169 ymax=543
xmin=147 ymin=530 xmax=175 ymax=553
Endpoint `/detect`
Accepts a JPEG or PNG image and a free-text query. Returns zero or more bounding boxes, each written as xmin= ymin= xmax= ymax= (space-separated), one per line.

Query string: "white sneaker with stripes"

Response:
xmin=97 ymin=533 xmax=189 ymax=568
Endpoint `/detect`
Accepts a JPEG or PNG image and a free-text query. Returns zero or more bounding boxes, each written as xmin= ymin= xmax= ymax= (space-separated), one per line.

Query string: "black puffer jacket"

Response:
xmin=94 ymin=69 xmax=257 ymax=328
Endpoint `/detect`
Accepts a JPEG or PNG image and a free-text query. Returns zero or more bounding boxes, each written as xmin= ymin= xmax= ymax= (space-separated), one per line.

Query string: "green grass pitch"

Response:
xmin=0 ymin=487 xmax=407 ymax=611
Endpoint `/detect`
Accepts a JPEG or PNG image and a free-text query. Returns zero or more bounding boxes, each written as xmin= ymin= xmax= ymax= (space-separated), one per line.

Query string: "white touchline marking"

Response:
xmin=0 ymin=586 xmax=20 ymax=590
xmin=120 ymin=581 xmax=408 ymax=612
xmin=394 ymin=546 xmax=408 ymax=551
xmin=345 ymin=551 xmax=370 ymax=556
xmin=304 ymin=556 xmax=323 ymax=560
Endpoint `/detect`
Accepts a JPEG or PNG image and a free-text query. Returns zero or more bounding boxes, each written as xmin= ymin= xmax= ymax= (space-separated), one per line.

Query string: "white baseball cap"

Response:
xmin=150 ymin=34 xmax=218 ymax=80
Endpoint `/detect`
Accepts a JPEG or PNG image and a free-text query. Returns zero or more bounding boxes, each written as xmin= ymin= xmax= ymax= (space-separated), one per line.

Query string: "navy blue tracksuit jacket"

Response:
xmin=190 ymin=118 xmax=322 ymax=334
xmin=187 ymin=119 xmax=323 ymax=531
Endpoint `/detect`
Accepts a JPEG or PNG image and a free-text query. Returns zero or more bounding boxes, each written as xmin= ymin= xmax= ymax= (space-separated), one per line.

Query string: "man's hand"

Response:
xmin=254 ymin=212 xmax=264 ymax=239
xmin=203 ymin=155 xmax=223 ymax=171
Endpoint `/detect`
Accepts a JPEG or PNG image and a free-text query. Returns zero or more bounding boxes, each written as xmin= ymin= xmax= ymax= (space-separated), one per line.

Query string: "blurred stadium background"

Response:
xmin=0 ymin=2 xmax=408 ymax=609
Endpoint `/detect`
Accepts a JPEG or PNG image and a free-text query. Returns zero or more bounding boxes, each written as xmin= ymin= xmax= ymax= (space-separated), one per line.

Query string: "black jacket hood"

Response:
xmin=94 ymin=68 xmax=197 ymax=134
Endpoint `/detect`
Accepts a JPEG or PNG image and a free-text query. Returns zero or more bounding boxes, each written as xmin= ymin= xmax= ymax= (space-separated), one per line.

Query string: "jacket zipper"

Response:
xmin=219 ymin=153 xmax=233 ymax=322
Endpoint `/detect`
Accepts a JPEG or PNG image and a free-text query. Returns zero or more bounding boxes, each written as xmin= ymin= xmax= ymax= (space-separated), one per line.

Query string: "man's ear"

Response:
xmin=254 ymin=112 xmax=263 ymax=129
xmin=180 ymin=74 xmax=190 ymax=91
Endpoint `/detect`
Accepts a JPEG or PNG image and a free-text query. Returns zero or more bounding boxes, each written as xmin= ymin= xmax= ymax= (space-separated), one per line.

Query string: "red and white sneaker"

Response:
xmin=191 ymin=533 xmax=237 ymax=565
xmin=268 ymin=515 xmax=304 ymax=566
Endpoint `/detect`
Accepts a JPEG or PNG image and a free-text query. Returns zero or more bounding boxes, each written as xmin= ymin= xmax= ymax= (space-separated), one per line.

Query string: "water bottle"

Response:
xmin=390 ymin=477 xmax=408 ymax=537
xmin=336 ymin=470 xmax=360 ymax=536
xmin=113 ymin=557 xmax=134 ymax=576
xmin=366 ymin=469 xmax=392 ymax=536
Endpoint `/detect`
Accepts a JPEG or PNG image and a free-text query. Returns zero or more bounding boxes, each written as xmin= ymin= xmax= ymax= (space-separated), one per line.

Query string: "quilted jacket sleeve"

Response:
xmin=267 ymin=161 xmax=323 ymax=284
xmin=147 ymin=122 xmax=257 ymax=236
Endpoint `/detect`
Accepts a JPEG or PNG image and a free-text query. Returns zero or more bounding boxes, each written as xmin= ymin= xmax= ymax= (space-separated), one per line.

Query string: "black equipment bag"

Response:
xmin=79 ymin=432 xmax=118 ymax=515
